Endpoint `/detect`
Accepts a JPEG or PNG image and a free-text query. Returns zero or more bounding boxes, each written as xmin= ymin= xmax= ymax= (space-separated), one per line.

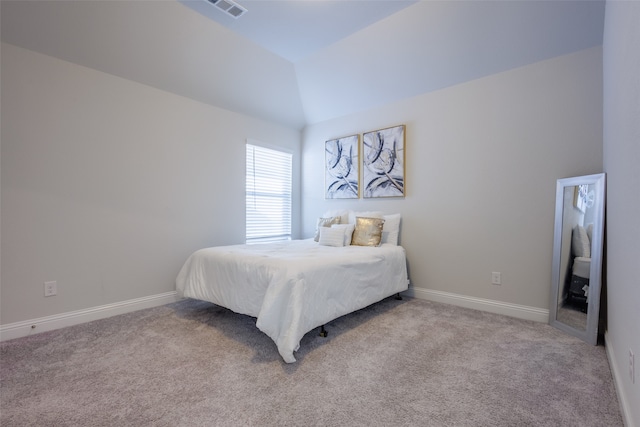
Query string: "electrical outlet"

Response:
xmin=491 ymin=272 xmax=501 ymax=285
xmin=630 ymin=349 xmax=635 ymax=384
xmin=44 ymin=281 xmax=57 ymax=297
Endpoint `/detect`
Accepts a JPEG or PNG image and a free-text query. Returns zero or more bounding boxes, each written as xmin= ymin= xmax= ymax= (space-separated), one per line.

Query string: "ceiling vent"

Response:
xmin=205 ymin=0 xmax=247 ymax=19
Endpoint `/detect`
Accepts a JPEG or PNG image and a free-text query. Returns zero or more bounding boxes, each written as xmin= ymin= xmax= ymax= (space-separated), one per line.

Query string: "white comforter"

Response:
xmin=176 ymin=239 xmax=409 ymax=363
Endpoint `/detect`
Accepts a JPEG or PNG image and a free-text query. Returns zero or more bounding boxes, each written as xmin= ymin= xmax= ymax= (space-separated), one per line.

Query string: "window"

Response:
xmin=246 ymin=143 xmax=292 ymax=244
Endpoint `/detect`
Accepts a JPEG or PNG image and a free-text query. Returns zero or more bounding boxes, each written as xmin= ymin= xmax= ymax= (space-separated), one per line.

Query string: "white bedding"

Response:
xmin=176 ymin=239 xmax=409 ymax=363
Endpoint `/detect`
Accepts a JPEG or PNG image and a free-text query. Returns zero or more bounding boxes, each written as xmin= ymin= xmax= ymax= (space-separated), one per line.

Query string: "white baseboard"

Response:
xmin=0 ymin=291 xmax=180 ymax=342
xmin=1 ymin=288 xmax=546 ymax=342
xmin=604 ymin=332 xmax=634 ymax=427
xmin=404 ymin=287 xmax=549 ymax=323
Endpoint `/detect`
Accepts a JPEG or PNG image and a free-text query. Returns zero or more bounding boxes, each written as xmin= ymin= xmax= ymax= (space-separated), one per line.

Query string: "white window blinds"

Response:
xmin=246 ymin=143 xmax=292 ymax=244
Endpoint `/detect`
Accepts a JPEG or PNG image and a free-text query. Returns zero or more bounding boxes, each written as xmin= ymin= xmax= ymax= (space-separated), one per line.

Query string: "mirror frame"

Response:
xmin=549 ymin=173 xmax=606 ymax=345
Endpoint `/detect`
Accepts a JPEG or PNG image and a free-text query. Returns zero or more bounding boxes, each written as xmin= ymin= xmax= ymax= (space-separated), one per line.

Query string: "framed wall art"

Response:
xmin=325 ymin=134 xmax=359 ymax=199
xmin=362 ymin=124 xmax=405 ymax=198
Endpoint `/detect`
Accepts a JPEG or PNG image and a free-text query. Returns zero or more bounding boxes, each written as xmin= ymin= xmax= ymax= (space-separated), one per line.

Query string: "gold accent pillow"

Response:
xmin=314 ymin=216 xmax=341 ymax=241
xmin=351 ymin=217 xmax=385 ymax=247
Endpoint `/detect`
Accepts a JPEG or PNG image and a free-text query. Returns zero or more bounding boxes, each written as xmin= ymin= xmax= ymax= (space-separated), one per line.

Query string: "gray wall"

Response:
xmin=302 ymin=47 xmax=603 ymax=312
xmin=603 ymin=1 xmax=640 ymax=425
xmin=0 ymin=43 xmax=301 ymax=324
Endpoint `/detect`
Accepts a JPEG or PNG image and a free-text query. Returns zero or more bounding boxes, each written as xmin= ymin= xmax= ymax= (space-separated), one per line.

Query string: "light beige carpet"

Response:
xmin=0 ymin=296 xmax=623 ymax=426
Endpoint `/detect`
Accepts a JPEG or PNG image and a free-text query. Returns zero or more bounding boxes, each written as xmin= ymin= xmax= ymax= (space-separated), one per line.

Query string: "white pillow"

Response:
xmin=348 ymin=211 xmax=384 ymax=224
xmin=314 ymin=216 xmax=341 ymax=242
xmin=331 ymin=223 xmax=356 ymax=246
xmin=572 ymin=225 xmax=591 ymax=258
xmin=381 ymin=213 xmax=401 ymax=245
xmin=319 ymin=226 xmax=345 ymax=247
xmin=322 ymin=210 xmax=350 ymax=225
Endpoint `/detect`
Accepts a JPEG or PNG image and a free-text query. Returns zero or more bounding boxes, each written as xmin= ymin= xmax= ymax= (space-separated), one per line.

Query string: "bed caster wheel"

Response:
xmin=319 ymin=326 xmax=328 ymax=337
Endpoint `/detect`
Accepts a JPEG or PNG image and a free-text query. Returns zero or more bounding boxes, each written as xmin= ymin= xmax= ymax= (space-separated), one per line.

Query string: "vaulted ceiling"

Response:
xmin=1 ymin=1 xmax=605 ymax=130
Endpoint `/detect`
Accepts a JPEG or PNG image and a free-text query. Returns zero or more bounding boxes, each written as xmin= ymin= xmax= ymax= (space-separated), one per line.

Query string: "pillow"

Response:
xmin=331 ymin=223 xmax=356 ymax=246
xmin=381 ymin=213 xmax=401 ymax=245
xmin=572 ymin=225 xmax=591 ymax=258
xmin=314 ymin=216 xmax=341 ymax=242
xmin=586 ymin=223 xmax=594 ymax=243
xmin=322 ymin=210 xmax=350 ymax=225
xmin=348 ymin=211 xmax=383 ymax=224
xmin=351 ymin=217 xmax=385 ymax=247
xmin=319 ymin=226 xmax=345 ymax=247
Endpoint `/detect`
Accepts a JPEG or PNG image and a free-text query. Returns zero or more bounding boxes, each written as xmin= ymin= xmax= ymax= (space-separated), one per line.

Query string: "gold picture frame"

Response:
xmin=325 ymin=134 xmax=360 ymax=199
xmin=362 ymin=125 xmax=405 ymax=198
xmin=573 ymin=184 xmax=588 ymax=213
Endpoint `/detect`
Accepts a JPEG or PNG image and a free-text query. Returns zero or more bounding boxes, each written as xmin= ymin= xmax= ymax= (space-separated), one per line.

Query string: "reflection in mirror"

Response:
xmin=549 ymin=174 xmax=605 ymax=345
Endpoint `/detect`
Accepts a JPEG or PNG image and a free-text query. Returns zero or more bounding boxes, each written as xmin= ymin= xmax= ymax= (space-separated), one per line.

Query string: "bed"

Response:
xmin=176 ymin=212 xmax=408 ymax=363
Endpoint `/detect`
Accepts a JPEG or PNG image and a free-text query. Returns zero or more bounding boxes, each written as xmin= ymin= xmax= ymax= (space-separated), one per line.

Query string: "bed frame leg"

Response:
xmin=395 ymin=293 xmax=402 ymax=300
xmin=319 ymin=325 xmax=328 ymax=337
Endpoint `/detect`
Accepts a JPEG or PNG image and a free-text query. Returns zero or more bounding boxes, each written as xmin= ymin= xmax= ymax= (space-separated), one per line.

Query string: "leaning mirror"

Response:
xmin=549 ymin=173 xmax=605 ymax=345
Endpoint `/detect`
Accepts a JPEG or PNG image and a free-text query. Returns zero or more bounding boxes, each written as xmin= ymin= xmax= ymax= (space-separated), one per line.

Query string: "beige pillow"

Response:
xmin=314 ymin=216 xmax=341 ymax=241
xmin=351 ymin=217 xmax=385 ymax=246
